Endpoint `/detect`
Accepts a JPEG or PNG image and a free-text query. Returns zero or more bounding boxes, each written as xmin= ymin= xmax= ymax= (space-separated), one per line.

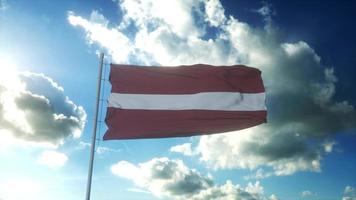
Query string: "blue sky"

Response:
xmin=0 ymin=0 xmax=356 ymax=200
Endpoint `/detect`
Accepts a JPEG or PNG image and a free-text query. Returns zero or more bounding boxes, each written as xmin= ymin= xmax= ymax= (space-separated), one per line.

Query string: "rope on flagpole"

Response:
xmin=85 ymin=52 xmax=104 ymax=200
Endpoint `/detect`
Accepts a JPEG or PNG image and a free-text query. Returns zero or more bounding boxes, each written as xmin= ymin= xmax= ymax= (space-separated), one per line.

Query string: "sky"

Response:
xmin=0 ymin=0 xmax=356 ymax=200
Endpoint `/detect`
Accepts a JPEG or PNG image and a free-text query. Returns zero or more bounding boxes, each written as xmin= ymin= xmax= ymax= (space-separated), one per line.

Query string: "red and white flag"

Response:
xmin=104 ymin=64 xmax=267 ymax=140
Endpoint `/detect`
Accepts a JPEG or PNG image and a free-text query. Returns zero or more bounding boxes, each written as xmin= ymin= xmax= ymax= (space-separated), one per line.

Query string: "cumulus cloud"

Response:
xmin=68 ymin=10 xmax=132 ymax=63
xmin=344 ymin=186 xmax=356 ymax=200
xmin=0 ymin=66 xmax=86 ymax=147
xmin=119 ymin=0 xmax=202 ymax=38
xmin=196 ymin=127 xmax=326 ymax=175
xmin=68 ymin=0 xmax=356 ymax=176
xmin=111 ymin=157 xmax=278 ymax=200
xmin=37 ymin=150 xmax=68 ymax=168
xmin=111 ymin=157 xmax=213 ymax=198
xmin=204 ymin=0 xmax=226 ymax=27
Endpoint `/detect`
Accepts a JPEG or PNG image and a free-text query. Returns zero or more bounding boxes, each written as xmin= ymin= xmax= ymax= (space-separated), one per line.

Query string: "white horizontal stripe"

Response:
xmin=108 ymin=92 xmax=266 ymax=111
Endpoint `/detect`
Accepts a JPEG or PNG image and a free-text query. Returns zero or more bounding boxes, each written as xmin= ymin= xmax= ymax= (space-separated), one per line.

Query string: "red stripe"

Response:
xmin=110 ymin=64 xmax=265 ymax=94
xmin=103 ymin=108 xmax=266 ymax=140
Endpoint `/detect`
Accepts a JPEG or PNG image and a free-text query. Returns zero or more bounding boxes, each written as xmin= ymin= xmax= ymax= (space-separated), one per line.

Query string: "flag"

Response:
xmin=104 ymin=64 xmax=266 ymax=140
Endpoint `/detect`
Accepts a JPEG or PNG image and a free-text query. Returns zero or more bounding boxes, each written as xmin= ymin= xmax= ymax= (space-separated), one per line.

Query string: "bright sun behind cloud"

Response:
xmin=0 ymin=54 xmax=17 ymax=68
xmin=0 ymin=55 xmax=22 ymax=87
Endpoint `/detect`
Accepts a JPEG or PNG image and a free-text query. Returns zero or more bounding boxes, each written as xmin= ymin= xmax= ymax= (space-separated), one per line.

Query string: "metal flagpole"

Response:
xmin=85 ymin=52 xmax=104 ymax=200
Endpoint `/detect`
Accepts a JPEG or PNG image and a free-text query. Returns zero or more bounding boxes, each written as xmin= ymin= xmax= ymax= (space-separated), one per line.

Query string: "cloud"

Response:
xmin=89 ymin=10 xmax=109 ymax=26
xmin=96 ymin=146 xmax=121 ymax=154
xmin=343 ymin=197 xmax=356 ymax=200
xmin=119 ymin=0 xmax=202 ymax=38
xmin=204 ymin=0 xmax=226 ymax=27
xmin=76 ymin=141 xmax=91 ymax=150
xmin=345 ymin=186 xmax=355 ymax=194
xmin=196 ymin=127 xmax=325 ymax=175
xmin=300 ymin=190 xmax=316 ymax=198
xmin=0 ymin=67 xmax=86 ymax=147
xmin=323 ymin=141 xmax=336 ymax=153
xmin=255 ymin=1 xmax=275 ymax=24
xmin=344 ymin=186 xmax=356 ymax=200
xmin=37 ymin=150 xmax=68 ymax=168
xmin=170 ymin=143 xmax=196 ymax=156
xmin=111 ymin=157 xmax=278 ymax=200
xmin=76 ymin=141 xmax=121 ymax=154
xmin=244 ymin=168 xmax=273 ymax=180
xmin=69 ymin=0 xmax=356 ymax=176
xmin=127 ymin=187 xmax=151 ymax=194
xmin=68 ymin=10 xmax=132 ymax=64
xmin=111 ymin=157 xmax=213 ymax=198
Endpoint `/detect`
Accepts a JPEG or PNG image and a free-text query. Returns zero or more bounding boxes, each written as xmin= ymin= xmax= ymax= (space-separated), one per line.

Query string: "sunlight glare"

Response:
xmin=0 ymin=55 xmax=24 ymax=90
xmin=0 ymin=55 xmax=33 ymax=135
xmin=0 ymin=178 xmax=44 ymax=200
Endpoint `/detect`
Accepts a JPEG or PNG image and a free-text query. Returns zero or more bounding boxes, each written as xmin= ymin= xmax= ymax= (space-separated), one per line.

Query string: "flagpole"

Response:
xmin=85 ymin=52 xmax=104 ymax=200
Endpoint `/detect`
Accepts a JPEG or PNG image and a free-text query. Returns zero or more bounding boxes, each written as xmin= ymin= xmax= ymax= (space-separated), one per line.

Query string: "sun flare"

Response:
xmin=0 ymin=55 xmax=19 ymax=82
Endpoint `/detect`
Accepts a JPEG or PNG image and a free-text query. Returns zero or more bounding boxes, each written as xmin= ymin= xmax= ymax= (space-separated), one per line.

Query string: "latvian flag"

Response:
xmin=104 ymin=64 xmax=267 ymax=140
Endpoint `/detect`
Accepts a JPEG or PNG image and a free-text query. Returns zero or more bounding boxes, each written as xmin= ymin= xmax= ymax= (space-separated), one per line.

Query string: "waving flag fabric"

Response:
xmin=104 ymin=64 xmax=267 ymax=140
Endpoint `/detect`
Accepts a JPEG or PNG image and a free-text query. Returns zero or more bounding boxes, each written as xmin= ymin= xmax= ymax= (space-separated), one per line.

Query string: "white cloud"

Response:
xmin=96 ymin=146 xmax=121 ymax=154
xmin=76 ymin=141 xmax=91 ymax=150
xmin=0 ymin=68 xmax=86 ymax=147
xmin=323 ymin=141 xmax=336 ymax=153
xmin=244 ymin=168 xmax=273 ymax=180
xmin=37 ymin=150 xmax=68 ymax=168
xmin=89 ymin=10 xmax=109 ymax=26
xmin=119 ymin=0 xmax=202 ymax=38
xmin=345 ymin=186 xmax=355 ymax=194
xmin=76 ymin=141 xmax=121 ymax=154
xmin=301 ymin=190 xmax=316 ymax=197
xmin=69 ymin=0 xmax=356 ymax=176
xmin=127 ymin=187 xmax=151 ymax=194
xmin=68 ymin=10 xmax=132 ymax=63
xmin=111 ymin=157 xmax=214 ymax=197
xmin=343 ymin=197 xmax=356 ymax=200
xmin=344 ymin=186 xmax=356 ymax=200
xmin=204 ymin=0 xmax=226 ymax=27
xmin=111 ymin=157 xmax=278 ymax=200
xmin=170 ymin=143 xmax=196 ymax=156
xmin=68 ymin=2 xmax=235 ymax=66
